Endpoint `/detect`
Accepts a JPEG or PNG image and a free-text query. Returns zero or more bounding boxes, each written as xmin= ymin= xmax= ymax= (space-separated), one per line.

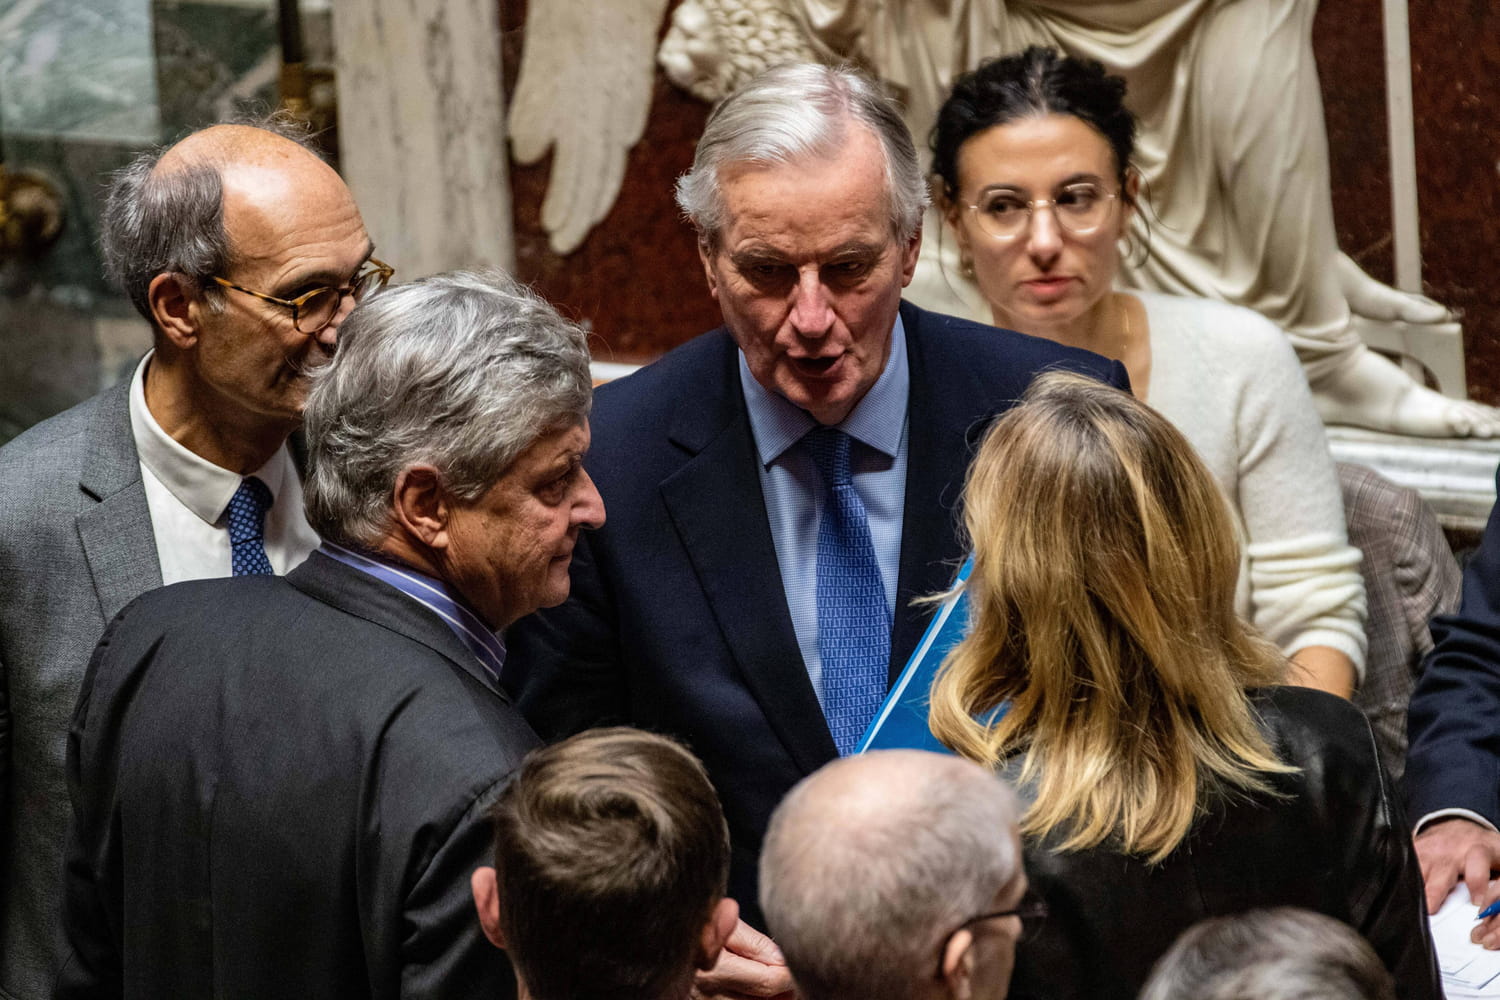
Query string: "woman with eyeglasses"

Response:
xmin=931 ymin=47 xmax=1365 ymax=699
xmin=927 ymin=372 xmax=1438 ymax=1000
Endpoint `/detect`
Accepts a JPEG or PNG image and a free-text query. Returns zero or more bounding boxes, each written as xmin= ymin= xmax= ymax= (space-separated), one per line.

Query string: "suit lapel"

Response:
xmin=891 ymin=303 xmax=975 ymax=680
xmin=288 ymin=551 xmax=511 ymax=696
xmin=76 ymin=383 xmax=162 ymax=622
xmin=660 ymin=335 xmax=838 ymax=772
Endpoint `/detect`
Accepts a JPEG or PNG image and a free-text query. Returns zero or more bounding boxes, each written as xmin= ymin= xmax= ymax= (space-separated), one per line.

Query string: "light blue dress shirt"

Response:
xmin=737 ymin=315 xmax=910 ymax=708
xmin=320 ymin=542 xmax=507 ymax=682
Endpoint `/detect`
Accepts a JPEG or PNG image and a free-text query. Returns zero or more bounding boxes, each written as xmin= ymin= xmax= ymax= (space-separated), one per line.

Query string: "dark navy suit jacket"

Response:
xmin=1407 ymin=467 xmax=1500 ymax=825
xmin=505 ymin=300 xmax=1128 ymax=925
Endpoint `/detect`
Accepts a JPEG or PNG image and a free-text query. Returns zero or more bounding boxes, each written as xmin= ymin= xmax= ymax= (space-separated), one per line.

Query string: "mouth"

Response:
xmin=1021 ymin=276 xmax=1075 ymax=299
xmin=788 ymin=354 xmax=843 ymax=379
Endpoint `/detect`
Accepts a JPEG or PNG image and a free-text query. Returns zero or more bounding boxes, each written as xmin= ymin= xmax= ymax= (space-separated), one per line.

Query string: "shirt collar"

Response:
xmin=318 ymin=542 xmax=508 ymax=681
xmin=738 ymin=312 xmax=910 ymax=466
xmin=128 ymin=351 xmax=290 ymax=524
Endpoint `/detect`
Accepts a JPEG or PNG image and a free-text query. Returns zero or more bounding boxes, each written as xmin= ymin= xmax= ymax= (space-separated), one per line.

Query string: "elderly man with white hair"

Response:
xmin=760 ymin=750 xmax=1032 ymax=1000
xmin=55 ymin=271 xmax=605 ymax=999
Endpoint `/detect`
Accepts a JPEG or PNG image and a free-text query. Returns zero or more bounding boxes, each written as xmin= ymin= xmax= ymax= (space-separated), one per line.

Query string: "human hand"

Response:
xmin=1415 ymin=817 xmax=1500 ymax=913
xmin=1471 ymin=880 xmax=1500 ymax=950
xmin=692 ymin=918 xmax=796 ymax=1000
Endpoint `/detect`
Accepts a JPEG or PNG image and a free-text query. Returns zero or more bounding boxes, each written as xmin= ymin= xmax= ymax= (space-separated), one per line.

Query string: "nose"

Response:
xmin=317 ymin=291 xmax=359 ymax=350
xmin=788 ymin=267 xmax=834 ymax=337
xmin=573 ymin=468 xmax=606 ymax=530
xmin=1025 ymin=204 xmax=1064 ymax=266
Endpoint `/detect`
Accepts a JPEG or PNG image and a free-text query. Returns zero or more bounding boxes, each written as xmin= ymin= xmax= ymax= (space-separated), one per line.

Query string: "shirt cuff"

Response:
xmin=1415 ymin=808 xmax=1499 ymax=834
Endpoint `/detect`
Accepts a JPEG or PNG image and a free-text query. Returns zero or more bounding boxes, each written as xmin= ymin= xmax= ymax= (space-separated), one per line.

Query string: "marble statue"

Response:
xmin=510 ymin=0 xmax=1500 ymax=437
xmin=509 ymin=0 xmax=674 ymax=256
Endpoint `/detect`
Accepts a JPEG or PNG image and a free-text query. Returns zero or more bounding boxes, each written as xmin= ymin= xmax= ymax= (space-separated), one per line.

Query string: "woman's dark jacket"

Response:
xmin=1006 ymin=685 xmax=1441 ymax=1000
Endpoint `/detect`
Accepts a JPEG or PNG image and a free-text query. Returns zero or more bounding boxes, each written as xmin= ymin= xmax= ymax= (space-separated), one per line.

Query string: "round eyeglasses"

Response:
xmin=212 ymin=257 xmax=395 ymax=334
xmin=966 ymin=184 xmax=1119 ymax=241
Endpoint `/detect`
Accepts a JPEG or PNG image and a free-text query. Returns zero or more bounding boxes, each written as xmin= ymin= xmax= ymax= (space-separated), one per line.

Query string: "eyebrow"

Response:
xmin=976 ymin=173 xmax=1106 ymax=196
xmin=276 ymin=242 xmax=377 ymax=295
xmin=729 ymin=240 xmax=884 ymax=269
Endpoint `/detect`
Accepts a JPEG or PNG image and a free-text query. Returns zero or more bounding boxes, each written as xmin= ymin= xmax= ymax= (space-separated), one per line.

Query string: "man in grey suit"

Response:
xmin=56 ymin=271 xmax=605 ymax=997
xmin=0 ymin=119 xmax=385 ymax=998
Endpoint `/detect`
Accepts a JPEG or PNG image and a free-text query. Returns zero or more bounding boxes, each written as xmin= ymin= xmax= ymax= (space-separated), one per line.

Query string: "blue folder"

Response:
xmin=855 ymin=555 xmax=973 ymax=754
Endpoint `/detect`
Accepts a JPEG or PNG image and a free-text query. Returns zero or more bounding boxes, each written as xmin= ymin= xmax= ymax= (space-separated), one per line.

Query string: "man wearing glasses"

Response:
xmin=0 ymin=118 xmax=387 ymax=1000
xmin=761 ymin=750 xmax=1034 ymax=1000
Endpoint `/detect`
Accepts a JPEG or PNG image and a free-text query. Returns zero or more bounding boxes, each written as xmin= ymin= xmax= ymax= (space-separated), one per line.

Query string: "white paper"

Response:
xmin=1430 ymin=883 xmax=1500 ymax=998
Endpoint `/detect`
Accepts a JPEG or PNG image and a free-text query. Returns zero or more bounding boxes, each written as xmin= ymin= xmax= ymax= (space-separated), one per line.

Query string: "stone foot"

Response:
xmin=1336 ymin=252 xmax=1451 ymax=324
xmin=1314 ymin=346 xmax=1500 ymax=438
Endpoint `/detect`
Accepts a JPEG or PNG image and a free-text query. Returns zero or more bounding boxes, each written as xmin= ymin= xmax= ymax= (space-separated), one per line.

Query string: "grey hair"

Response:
xmin=301 ymin=270 xmax=593 ymax=548
xmin=674 ymin=62 xmax=928 ymax=249
xmin=99 ymin=112 xmax=318 ymax=324
xmin=760 ymin=751 xmax=1021 ymax=1000
xmin=1139 ymin=908 xmax=1397 ymax=1000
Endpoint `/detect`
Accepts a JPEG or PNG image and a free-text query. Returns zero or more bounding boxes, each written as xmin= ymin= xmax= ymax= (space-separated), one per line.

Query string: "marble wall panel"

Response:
xmin=0 ymin=0 xmax=289 ymax=443
xmin=335 ymin=0 xmax=515 ymax=281
xmin=0 ymin=0 xmax=159 ymax=142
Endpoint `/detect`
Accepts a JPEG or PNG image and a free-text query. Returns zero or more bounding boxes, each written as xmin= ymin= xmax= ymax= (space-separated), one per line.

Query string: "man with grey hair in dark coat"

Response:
xmin=0 ymin=118 xmax=385 ymax=1000
xmin=55 ymin=271 xmax=605 ymax=999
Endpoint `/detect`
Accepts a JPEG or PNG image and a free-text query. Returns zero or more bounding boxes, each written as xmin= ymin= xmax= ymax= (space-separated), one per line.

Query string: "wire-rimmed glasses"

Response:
xmin=966 ymin=183 xmax=1120 ymax=241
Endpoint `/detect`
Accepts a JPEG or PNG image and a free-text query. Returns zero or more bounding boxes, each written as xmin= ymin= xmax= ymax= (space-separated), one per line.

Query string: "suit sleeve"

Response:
xmin=53 ymin=615 xmax=127 ymax=1000
xmin=1406 ymin=468 xmax=1500 ymax=824
xmin=504 ymin=530 xmax=630 ymax=740
xmin=1 ymin=649 xmax=9 ymax=840
xmin=399 ymin=779 xmax=517 ymax=1000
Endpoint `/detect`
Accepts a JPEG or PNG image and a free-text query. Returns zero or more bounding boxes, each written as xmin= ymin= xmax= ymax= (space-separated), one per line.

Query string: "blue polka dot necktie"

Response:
xmin=226 ymin=476 xmax=275 ymax=576
xmin=804 ymin=427 xmax=890 ymax=756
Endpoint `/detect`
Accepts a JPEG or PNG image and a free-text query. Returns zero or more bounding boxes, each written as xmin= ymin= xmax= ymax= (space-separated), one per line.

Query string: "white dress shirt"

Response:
xmin=129 ymin=353 xmax=320 ymax=584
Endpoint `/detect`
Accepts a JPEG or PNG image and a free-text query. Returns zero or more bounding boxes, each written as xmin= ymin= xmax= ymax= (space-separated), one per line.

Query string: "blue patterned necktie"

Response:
xmin=226 ymin=476 xmax=275 ymax=576
xmin=804 ymin=427 xmax=891 ymax=755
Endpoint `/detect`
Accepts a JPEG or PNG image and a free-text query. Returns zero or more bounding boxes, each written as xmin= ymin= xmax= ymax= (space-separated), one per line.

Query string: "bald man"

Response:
xmin=0 ymin=118 xmax=385 ymax=999
xmin=760 ymin=751 xmax=1029 ymax=1000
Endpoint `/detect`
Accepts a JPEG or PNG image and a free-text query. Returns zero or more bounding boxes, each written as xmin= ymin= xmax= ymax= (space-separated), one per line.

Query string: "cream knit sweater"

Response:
xmin=1135 ymin=291 xmax=1368 ymax=676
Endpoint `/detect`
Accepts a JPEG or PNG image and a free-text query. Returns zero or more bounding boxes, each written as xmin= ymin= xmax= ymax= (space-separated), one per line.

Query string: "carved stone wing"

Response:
xmin=509 ymin=0 xmax=673 ymax=255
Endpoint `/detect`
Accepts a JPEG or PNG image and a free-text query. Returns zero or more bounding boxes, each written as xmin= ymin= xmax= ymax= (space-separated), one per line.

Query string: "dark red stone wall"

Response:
xmin=1317 ymin=0 xmax=1500 ymax=404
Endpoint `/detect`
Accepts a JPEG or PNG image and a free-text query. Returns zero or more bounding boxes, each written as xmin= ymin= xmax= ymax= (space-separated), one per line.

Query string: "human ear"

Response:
xmin=941 ymin=928 xmax=976 ymax=1000
xmin=147 ymin=273 xmax=201 ymax=350
xmin=470 ymin=867 xmax=507 ymax=950
xmin=697 ymin=239 xmax=720 ymax=300
xmin=390 ymin=466 xmax=451 ymax=550
xmin=899 ymin=221 xmax=924 ymax=287
xmin=695 ymin=897 xmax=741 ymax=970
xmin=1121 ymin=168 xmax=1141 ymax=227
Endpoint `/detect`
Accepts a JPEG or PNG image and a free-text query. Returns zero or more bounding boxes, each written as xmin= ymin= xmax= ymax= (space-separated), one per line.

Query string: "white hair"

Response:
xmin=674 ymin=62 xmax=929 ymax=249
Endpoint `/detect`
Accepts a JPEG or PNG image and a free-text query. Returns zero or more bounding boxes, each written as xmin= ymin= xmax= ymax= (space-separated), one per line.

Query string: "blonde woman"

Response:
xmin=928 ymin=373 xmax=1437 ymax=1000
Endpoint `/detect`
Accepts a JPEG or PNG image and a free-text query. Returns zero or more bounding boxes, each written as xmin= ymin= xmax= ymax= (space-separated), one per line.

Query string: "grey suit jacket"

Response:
xmin=0 ymin=382 xmax=159 ymax=1000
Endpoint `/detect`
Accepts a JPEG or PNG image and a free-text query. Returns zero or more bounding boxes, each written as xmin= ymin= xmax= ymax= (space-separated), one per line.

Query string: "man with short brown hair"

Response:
xmin=472 ymin=728 xmax=738 ymax=1000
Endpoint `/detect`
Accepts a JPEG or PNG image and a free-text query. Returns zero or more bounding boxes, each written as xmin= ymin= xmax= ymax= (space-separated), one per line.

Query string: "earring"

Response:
xmin=959 ymin=253 xmax=976 ymax=280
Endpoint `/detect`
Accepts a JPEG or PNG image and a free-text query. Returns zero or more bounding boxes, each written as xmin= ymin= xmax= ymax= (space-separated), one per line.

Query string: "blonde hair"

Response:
xmin=928 ymin=372 xmax=1294 ymax=861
